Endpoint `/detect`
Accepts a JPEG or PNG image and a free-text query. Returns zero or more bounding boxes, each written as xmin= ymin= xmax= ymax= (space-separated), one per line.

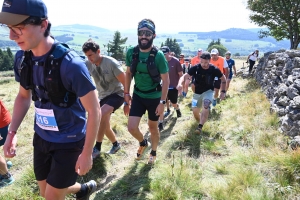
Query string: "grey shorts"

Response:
xmin=191 ymin=90 xmax=213 ymax=108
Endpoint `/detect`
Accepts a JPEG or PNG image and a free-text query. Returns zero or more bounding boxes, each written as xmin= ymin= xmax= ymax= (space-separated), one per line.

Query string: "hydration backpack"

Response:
xmin=130 ymin=45 xmax=161 ymax=93
xmin=19 ymin=43 xmax=77 ymax=108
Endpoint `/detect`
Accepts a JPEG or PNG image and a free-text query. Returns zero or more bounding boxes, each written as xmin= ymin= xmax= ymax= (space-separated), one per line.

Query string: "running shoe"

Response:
xmin=164 ymin=109 xmax=170 ymax=117
xmin=92 ymin=147 xmax=100 ymax=159
xmin=0 ymin=174 xmax=14 ymax=188
xmin=107 ymin=143 xmax=121 ymax=154
xmin=195 ymin=127 xmax=202 ymax=134
xmin=147 ymin=154 xmax=156 ymax=165
xmin=212 ymin=99 xmax=217 ymax=107
xmin=76 ymin=180 xmax=97 ymax=200
xmin=136 ymin=141 xmax=150 ymax=160
xmin=176 ymin=109 xmax=182 ymax=117
xmin=158 ymin=122 xmax=164 ymax=131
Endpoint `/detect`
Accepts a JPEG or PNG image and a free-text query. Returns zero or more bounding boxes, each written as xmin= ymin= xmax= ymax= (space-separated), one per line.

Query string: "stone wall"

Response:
xmin=250 ymin=49 xmax=300 ymax=137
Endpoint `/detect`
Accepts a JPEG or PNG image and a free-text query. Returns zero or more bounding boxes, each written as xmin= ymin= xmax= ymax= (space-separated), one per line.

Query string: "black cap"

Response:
xmin=200 ymin=51 xmax=211 ymax=60
xmin=161 ymin=46 xmax=170 ymax=54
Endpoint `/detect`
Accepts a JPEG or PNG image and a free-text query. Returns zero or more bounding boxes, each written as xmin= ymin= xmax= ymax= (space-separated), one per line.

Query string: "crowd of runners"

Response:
xmin=0 ymin=0 xmax=260 ymax=199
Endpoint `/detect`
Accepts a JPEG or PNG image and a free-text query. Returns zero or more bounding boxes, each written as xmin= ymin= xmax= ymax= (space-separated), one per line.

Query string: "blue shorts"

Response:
xmin=228 ymin=72 xmax=233 ymax=80
xmin=0 ymin=125 xmax=9 ymax=146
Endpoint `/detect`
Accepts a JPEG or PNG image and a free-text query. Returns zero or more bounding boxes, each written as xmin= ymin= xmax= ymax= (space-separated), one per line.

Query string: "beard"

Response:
xmin=138 ymin=37 xmax=154 ymax=50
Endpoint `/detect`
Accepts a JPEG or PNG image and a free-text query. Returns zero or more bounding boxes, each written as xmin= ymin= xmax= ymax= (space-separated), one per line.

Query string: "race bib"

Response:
xmin=214 ymin=77 xmax=218 ymax=80
xmin=35 ymin=107 xmax=59 ymax=131
xmin=192 ymin=99 xmax=198 ymax=107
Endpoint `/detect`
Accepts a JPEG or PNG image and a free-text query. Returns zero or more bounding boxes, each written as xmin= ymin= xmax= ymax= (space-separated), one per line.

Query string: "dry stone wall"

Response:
xmin=251 ymin=49 xmax=300 ymax=137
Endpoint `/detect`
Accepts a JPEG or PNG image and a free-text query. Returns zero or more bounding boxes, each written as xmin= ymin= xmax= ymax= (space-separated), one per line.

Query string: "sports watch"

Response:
xmin=160 ymin=100 xmax=166 ymax=104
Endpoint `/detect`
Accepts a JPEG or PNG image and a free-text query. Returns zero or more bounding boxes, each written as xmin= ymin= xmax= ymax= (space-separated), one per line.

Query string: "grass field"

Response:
xmin=1 ymin=59 xmax=300 ymax=199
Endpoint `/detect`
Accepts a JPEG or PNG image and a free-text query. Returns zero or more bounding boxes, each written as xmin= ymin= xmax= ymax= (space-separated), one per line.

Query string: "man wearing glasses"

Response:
xmin=0 ymin=0 xmax=100 ymax=199
xmin=124 ymin=19 xmax=169 ymax=164
xmin=179 ymin=54 xmax=185 ymax=65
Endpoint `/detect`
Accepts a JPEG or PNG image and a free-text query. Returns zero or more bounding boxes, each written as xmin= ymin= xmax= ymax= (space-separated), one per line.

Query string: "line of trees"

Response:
xmin=160 ymin=38 xmax=181 ymax=57
xmin=0 ymin=47 xmax=14 ymax=71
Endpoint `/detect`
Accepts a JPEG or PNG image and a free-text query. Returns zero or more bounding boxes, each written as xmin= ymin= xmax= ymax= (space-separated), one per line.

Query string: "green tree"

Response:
xmin=162 ymin=38 xmax=181 ymax=56
xmin=0 ymin=48 xmax=14 ymax=71
xmin=247 ymin=0 xmax=300 ymax=49
xmin=206 ymin=39 xmax=228 ymax=56
xmin=108 ymin=31 xmax=128 ymax=60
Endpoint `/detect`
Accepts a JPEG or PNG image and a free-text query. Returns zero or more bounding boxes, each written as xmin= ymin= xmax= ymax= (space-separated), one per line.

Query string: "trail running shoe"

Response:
xmin=158 ymin=122 xmax=164 ymax=131
xmin=164 ymin=109 xmax=170 ymax=117
xmin=147 ymin=154 xmax=156 ymax=165
xmin=195 ymin=127 xmax=202 ymax=134
xmin=212 ymin=99 xmax=217 ymax=107
xmin=176 ymin=109 xmax=182 ymax=118
xmin=0 ymin=175 xmax=14 ymax=188
xmin=92 ymin=147 xmax=100 ymax=159
xmin=6 ymin=161 xmax=12 ymax=169
xmin=107 ymin=143 xmax=121 ymax=154
xmin=136 ymin=141 xmax=150 ymax=160
xmin=76 ymin=180 xmax=97 ymax=200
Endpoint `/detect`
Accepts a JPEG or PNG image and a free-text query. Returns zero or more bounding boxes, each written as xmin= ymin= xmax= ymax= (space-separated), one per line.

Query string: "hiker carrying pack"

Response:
xmin=182 ymin=63 xmax=191 ymax=74
xmin=130 ymin=45 xmax=161 ymax=93
xmin=194 ymin=64 xmax=215 ymax=87
xmin=18 ymin=43 xmax=77 ymax=108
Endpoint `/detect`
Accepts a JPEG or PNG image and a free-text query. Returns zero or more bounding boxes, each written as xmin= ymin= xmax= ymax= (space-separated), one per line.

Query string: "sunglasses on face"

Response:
xmin=138 ymin=30 xmax=153 ymax=37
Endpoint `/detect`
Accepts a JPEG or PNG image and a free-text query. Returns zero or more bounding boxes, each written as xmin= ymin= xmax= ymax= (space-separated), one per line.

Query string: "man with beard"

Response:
xmin=210 ymin=48 xmax=228 ymax=106
xmin=82 ymin=39 xmax=126 ymax=158
xmin=124 ymin=19 xmax=169 ymax=164
xmin=177 ymin=52 xmax=226 ymax=134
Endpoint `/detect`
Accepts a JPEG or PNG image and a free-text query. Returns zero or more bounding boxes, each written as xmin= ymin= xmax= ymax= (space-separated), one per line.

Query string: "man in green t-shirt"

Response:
xmin=124 ymin=19 xmax=169 ymax=164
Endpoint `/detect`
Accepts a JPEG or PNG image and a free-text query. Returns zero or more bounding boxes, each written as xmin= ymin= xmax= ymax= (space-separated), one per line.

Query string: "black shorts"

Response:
xmin=100 ymin=93 xmax=124 ymax=112
xmin=129 ymin=93 xmax=160 ymax=121
xmin=33 ymin=133 xmax=85 ymax=189
xmin=167 ymin=89 xmax=178 ymax=104
xmin=214 ymin=79 xmax=221 ymax=89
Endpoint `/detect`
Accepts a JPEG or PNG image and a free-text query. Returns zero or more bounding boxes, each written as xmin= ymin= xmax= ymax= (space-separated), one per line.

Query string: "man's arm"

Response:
xmin=155 ymin=72 xmax=169 ymax=116
xmin=233 ymin=65 xmax=237 ymax=76
xmin=4 ymin=86 xmax=32 ymax=158
xmin=220 ymin=74 xmax=227 ymax=100
xmin=116 ymin=72 xmax=126 ymax=88
xmin=76 ymin=89 xmax=101 ymax=175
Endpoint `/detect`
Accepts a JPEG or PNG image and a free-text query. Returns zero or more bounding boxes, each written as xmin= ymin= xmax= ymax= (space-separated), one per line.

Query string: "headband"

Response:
xmin=138 ymin=20 xmax=155 ymax=34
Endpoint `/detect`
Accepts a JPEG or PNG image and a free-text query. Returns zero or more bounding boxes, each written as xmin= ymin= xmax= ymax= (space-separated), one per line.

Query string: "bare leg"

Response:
xmin=148 ymin=120 xmax=159 ymax=151
xmin=127 ymin=116 xmax=143 ymax=142
xmin=97 ymin=104 xmax=116 ymax=143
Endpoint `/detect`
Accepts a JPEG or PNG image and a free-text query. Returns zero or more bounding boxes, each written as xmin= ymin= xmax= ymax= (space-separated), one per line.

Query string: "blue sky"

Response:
xmin=43 ymin=0 xmax=259 ymax=33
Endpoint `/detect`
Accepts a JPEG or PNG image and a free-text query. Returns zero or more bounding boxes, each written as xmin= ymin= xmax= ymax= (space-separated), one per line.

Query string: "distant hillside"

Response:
xmin=52 ymin=24 xmax=111 ymax=33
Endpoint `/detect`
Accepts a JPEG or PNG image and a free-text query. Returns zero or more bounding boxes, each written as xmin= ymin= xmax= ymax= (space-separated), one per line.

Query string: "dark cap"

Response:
xmin=200 ymin=51 xmax=211 ymax=60
xmin=0 ymin=0 xmax=48 ymax=25
xmin=184 ymin=58 xmax=189 ymax=62
xmin=160 ymin=46 xmax=170 ymax=54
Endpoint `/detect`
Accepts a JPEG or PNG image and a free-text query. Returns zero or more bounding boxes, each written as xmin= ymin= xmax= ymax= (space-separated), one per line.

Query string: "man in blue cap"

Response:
xmin=124 ymin=19 xmax=169 ymax=164
xmin=0 ymin=0 xmax=100 ymax=199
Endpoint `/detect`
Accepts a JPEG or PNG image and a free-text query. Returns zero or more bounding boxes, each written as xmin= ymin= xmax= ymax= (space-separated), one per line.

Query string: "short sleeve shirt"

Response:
xmin=14 ymin=44 xmax=96 ymax=143
xmin=85 ymin=56 xmax=124 ymax=100
xmin=188 ymin=64 xmax=223 ymax=94
xmin=168 ymin=57 xmax=183 ymax=88
xmin=126 ymin=46 xmax=168 ymax=99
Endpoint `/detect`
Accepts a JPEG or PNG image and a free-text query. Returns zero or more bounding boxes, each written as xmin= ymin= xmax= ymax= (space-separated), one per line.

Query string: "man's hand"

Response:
xmin=155 ymin=103 xmax=164 ymax=116
xmin=75 ymin=152 xmax=93 ymax=176
xmin=3 ymin=134 xmax=17 ymax=158
xmin=176 ymin=85 xmax=183 ymax=95
xmin=123 ymin=104 xmax=130 ymax=116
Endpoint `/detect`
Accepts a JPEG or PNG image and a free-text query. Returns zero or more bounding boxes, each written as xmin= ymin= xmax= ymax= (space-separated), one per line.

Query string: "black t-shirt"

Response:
xmin=188 ymin=64 xmax=223 ymax=94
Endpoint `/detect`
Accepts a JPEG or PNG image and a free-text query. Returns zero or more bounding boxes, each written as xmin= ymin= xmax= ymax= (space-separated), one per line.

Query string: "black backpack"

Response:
xmin=194 ymin=64 xmax=215 ymax=86
xmin=130 ymin=45 xmax=161 ymax=93
xmin=19 ymin=43 xmax=77 ymax=108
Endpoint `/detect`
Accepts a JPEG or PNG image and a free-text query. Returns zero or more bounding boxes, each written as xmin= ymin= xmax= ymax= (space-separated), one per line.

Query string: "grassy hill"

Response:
xmin=0 ymin=25 xmax=289 ymax=56
xmin=1 ymin=60 xmax=300 ymax=199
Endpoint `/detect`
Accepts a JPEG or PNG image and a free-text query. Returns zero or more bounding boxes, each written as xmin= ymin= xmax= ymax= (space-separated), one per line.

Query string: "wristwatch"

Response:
xmin=160 ymin=100 xmax=166 ymax=104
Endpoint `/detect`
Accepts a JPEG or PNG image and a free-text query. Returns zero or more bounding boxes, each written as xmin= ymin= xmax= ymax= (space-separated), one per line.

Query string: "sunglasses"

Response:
xmin=138 ymin=30 xmax=153 ymax=37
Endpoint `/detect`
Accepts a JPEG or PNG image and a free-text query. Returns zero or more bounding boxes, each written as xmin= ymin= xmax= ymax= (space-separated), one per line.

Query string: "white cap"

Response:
xmin=211 ymin=48 xmax=219 ymax=55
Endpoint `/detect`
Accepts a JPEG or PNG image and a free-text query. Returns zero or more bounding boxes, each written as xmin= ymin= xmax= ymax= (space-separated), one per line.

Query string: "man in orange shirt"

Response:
xmin=210 ymin=48 xmax=228 ymax=106
xmin=179 ymin=54 xmax=185 ymax=65
xmin=191 ymin=49 xmax=203 ymax=66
